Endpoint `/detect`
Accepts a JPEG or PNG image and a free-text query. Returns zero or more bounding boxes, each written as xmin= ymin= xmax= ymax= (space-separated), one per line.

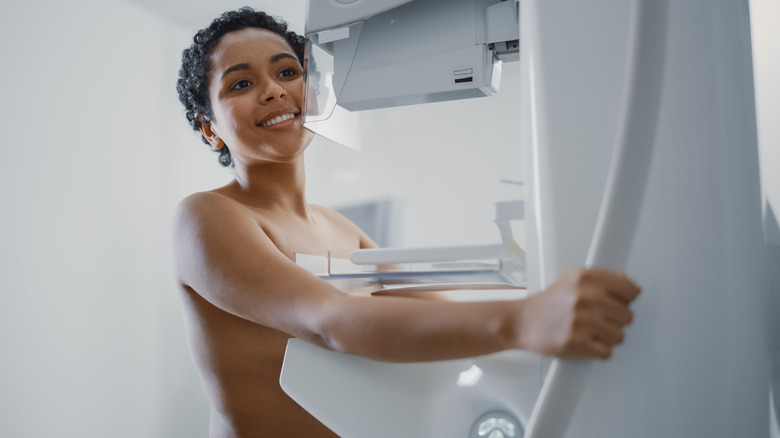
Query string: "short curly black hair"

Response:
xmin=177 ymin=7 xmax=306 ymax=167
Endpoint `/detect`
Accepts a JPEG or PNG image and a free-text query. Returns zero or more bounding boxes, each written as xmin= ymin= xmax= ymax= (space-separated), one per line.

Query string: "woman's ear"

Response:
xmin=196 ymin=114 xmax=224 ymax=150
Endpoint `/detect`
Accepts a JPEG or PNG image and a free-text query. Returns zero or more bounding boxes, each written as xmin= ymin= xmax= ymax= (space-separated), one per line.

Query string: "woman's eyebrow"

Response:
xmin=221 ymin=63 xmax=250 ymax=81
xmin=270 ymin=53 xmax=298 ymax=64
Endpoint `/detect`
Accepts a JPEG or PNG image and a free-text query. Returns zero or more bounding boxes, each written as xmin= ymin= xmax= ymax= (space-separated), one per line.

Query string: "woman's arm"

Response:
xmin=174 ymin=192 xmax=639 ymax=363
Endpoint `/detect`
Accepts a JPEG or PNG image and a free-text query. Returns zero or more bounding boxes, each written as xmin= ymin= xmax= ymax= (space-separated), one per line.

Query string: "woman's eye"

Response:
xmin=278 ymin=68 xmax=298 ymax=78
xmin=231 ymin=79 xmax=252 ymax=90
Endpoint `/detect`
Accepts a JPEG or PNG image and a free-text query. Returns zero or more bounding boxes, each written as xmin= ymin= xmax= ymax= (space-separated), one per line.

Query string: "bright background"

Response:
xmin=0 ymin=1 xmax=776 ymax=437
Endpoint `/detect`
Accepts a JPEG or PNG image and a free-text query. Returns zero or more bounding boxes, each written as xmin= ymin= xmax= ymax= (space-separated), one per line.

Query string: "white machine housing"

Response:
xmin=284 ymin=1 xmax=776 ymax=437
xmin=303 ymin=0 xmax=518 ymax=115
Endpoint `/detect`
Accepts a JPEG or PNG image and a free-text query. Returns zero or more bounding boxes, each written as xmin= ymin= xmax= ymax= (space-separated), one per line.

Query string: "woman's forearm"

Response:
xmin=314 ymin=294 xmax=519 ymax=362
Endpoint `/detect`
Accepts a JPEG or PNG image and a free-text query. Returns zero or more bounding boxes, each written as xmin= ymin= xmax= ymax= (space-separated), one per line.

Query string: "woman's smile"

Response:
xmin=258 ymin=111 xmax=300 ymax=129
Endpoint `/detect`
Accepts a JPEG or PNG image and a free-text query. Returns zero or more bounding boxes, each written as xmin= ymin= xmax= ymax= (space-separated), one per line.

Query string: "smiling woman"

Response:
xmin=172 ymin=7 xmax=641 ymax=438
xmin=177 ymin=8 xmax=307 ymax=167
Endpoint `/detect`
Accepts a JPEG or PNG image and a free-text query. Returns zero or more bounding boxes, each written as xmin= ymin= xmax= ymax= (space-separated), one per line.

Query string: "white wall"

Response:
xmin=0 ymin=0 xmax=221 ymax=436
xmin=0 ymin=1 xmax=776 ymax=437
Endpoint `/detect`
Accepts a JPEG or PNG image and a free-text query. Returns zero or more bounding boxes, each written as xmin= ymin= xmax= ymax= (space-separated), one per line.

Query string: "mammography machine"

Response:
xmin=281 ymin=0 xmax=778 ymax=436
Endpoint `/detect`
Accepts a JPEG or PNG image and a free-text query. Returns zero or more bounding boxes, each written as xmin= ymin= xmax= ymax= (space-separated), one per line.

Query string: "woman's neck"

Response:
xmin=227 ymin=156 xmax=310 ymax=216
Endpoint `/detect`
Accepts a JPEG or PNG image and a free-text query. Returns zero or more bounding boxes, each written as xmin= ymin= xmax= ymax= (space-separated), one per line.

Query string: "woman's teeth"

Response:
xmin=261 ymin=113 xmax=295 ymax=127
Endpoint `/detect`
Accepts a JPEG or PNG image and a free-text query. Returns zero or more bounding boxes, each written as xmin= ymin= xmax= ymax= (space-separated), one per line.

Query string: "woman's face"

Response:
xmin=202 ymin=28 xmax=314 ymax=166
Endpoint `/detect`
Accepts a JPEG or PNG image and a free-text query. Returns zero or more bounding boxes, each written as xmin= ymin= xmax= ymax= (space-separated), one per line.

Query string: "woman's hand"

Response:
xmin=516 ymin=268 xmax=641 ymax=359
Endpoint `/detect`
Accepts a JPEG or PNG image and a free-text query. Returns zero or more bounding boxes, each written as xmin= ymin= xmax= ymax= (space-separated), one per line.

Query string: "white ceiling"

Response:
xmin=123 ymin=0 xmax=307 ymax=33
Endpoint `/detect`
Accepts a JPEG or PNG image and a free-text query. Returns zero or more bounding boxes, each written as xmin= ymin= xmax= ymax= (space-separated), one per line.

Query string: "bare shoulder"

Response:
xmin=174 ymin=190 xmax=266 ymax=241
xmin=176 ymin=191 xmax=250 ymax=222
xmin=173 ymin=191 xmax=272 ymax=285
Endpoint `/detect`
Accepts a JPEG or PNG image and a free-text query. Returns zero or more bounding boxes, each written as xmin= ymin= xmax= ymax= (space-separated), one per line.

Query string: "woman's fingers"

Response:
xmin=561 ymin=331 xmax=615 ymax=359
xmin=592 ymin=290 xmax=635 ymax=326
xmin=584 ymin=268 xmax=642 ymax=304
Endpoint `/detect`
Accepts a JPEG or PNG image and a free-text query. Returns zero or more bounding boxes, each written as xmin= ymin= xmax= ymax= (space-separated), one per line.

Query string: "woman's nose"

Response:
xmin=260 ymin=79 xmax=286 ymax=103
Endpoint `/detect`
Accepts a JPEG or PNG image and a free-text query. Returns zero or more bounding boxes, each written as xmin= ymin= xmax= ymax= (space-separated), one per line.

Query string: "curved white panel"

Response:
xmin=520 ymin=0 xmax=770 ymax=436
